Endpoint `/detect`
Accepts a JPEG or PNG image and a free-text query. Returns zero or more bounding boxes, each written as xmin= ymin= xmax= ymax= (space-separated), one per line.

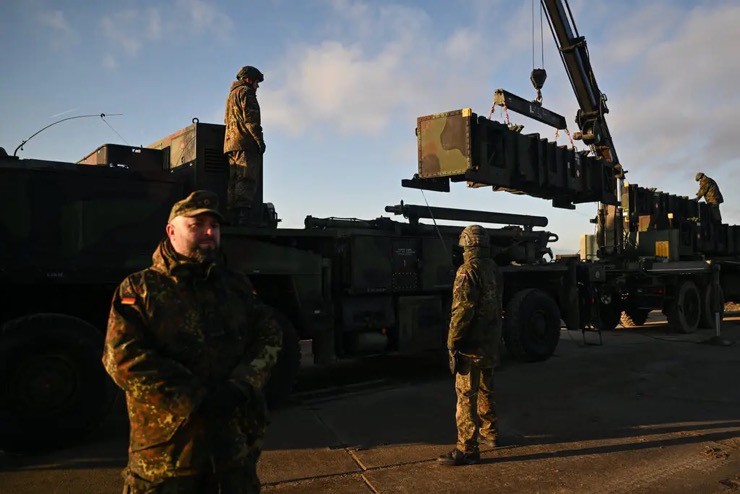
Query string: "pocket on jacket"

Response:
xmin=128 ymin=400 xmax=188 ymax=452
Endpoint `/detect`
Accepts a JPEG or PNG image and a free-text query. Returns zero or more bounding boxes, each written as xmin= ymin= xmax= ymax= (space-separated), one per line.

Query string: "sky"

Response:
xmin=1 ymin=0 xmax=739 ymax=254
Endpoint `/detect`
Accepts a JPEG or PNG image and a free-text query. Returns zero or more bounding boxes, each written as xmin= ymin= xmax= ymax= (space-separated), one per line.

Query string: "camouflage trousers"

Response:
xmin=226 ymin=151 xmax=263 ymax=210
xmin=121 ymin=464 xmax=260 ymax=494
xmin=455 ymin=357 xmax=496 ymax=454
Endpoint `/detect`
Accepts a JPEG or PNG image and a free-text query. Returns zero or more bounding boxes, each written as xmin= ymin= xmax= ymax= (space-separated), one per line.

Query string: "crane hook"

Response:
xmin=530 ymin=68 xmax=547 ymax=104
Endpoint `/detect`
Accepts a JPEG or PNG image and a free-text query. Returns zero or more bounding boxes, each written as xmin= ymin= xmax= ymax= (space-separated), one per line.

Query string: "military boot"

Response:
xmin=436 ymin=449 xmax=480 ymax=466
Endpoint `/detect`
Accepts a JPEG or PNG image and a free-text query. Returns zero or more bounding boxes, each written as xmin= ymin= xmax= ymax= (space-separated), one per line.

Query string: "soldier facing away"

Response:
xmin=695 ymin=172 xmax=724 ymax=223
xmin=103 ymin=190 xmax=283 ymax=493
xmin=438 ymin=225 xmax=504 ymax=466
xmin=224 ymin=65 xmax=266 ymax=225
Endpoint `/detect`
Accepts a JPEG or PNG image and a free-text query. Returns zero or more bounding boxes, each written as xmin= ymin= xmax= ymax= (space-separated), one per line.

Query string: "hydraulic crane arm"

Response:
xmin=541 ymin=0 xmax=621 ymax=173
xmin=541 ymin=0 xmax=625 ymax=256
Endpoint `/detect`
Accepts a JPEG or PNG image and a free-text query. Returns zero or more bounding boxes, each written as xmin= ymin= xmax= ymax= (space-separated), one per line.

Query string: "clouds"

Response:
xmin=35 ymin=9 xmax=77 ymax=50
xmin=175 ymin=0 xmax=232 ymax=37
xmin=98 ymin=0 xmax=232 ymax=70
xmin=100 ymin=9 xmax=158 ymax=58
xmin=36 ymin=9 xmax=72 ymax=32
xmin=593 ymin=2 xmax=740 ymax=186
xmin=262 ymin=1 xmax=523 ymax=136
xmin=264 ymin=40 xmax=407 ymax=135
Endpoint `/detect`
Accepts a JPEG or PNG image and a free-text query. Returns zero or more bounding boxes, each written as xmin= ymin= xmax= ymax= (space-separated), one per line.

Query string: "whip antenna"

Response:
xmin=13 ymin=113 xmax=123 ymax=156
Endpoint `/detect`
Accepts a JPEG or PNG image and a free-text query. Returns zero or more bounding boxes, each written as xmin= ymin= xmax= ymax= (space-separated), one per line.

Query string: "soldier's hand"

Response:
xmin=448 ymin=349 xmax=458 ymax=375
xmin=202 ymin=382 xmax=245 ymax=417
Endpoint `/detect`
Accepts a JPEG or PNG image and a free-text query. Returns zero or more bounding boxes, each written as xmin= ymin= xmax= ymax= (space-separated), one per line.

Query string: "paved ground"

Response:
xmin=1 ymin=315 xmax=739 ymax=493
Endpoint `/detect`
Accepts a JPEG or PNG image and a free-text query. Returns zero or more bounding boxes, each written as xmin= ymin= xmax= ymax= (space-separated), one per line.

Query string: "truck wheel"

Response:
xmin=264 ymin=314 xmax=301 ymax=409
xmin=666 ymin=280 xmax=701 ymax=333
xmin=700 ymin=284 xmax=724 ymax=329
xmin=0 ymin=314 xmax=116 ymax=451
xmin=504 ymin=289 xmax=561 ymax=362
xmin=620 ymin=308 xmax=650 ymax=327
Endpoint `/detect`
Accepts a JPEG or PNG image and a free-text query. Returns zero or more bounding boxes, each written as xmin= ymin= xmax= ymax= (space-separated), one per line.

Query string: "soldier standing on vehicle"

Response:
xmin=695 ymin=172 xmax=724 ymax=223
xmin=103 ymin=190 xmax=283 ymax=493
xmin=224 ymin=65 xmax=266 ymax=226
xmin=438 ymin=225 xmax=503 ymax=466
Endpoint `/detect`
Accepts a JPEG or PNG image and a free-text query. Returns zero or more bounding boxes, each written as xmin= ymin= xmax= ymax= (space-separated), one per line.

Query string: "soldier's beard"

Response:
xmin=190 ymin=245 xmax=219 ymax=263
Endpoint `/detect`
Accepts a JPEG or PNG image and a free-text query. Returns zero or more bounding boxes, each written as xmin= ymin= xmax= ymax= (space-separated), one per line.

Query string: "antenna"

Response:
xmin=13 ymin=113 xmax=123 ymax=157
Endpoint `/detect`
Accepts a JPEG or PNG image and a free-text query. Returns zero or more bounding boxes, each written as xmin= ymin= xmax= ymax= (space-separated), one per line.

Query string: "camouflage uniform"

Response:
xmin=224 ymin=68 xmax=265 ymax=213
xmin=695 ymin=173 xmax=723 ymax=223
xmin=447 ymin=228 xmax=503 ymax=456
xmin=104 ymin=229 xmax=282 ymax=492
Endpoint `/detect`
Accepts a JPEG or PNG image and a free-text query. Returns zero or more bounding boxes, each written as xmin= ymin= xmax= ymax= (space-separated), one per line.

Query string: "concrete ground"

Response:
xmin=1 ymin=315 xmax=739 ymax=493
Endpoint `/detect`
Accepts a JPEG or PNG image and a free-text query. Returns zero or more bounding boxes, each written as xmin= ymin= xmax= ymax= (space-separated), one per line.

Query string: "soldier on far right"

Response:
xmin=695 ymin=172 xmax=724 ymax=223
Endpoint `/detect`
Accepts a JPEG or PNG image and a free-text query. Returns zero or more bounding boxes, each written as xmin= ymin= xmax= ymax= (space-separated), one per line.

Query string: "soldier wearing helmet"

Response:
xmin=694 ymin=172 xmax=724 ymax=223
xmin=224 ymin=65 xmax=266 ymax=225
xmin=438 ymin=225 xmax=504 ymax=466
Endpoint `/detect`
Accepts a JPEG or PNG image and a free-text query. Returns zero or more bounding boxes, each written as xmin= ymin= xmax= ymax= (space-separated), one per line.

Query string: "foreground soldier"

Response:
xmin=224 ymin=65 xmax=266 ymax=225
xmin=438 ymin=225 xmax=503 ymax=466
xmin=695 ymin=172 xmax=724 ymax=223
xmin=103 ymin=190 xmax=283 ymax=493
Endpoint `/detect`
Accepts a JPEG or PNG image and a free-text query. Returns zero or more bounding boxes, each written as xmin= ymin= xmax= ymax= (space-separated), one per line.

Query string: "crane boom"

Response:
xmin=541 ymin=0 xmax=621 ymax=174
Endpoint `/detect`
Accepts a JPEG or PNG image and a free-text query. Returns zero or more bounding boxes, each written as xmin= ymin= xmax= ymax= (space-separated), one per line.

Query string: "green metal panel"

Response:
xmin=417 ymin=108 xmax=472 ymax=178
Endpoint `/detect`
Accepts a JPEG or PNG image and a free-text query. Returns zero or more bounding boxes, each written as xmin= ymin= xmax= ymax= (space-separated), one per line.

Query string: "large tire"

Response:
xmin=620 ymin=308 xmax=650 ymax=327
xmin=0 ymin=314 xmax=116 ymax=451
xmin=700 ymin=284 xmax=724 ymax=329
xmin=504 ymin=289 xmax=561 ymax=362
xmin=263 ymin=314 xmax=301 ymax=409
xmin=666 ymin=280 xmax=701 ymax=333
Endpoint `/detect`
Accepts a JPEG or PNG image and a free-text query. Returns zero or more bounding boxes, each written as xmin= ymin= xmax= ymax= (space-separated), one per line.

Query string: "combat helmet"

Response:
xmin=458 ymin=224 xmax=490 ymax=248
xmin=695 ymin=172 xmax=705 ymax=181
xmin=236 ymin=65 xmax=264 ymax=82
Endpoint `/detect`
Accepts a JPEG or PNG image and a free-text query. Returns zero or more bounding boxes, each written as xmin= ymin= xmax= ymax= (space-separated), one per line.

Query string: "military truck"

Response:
xmin=1 ymin=119 xmax=591 ymax=449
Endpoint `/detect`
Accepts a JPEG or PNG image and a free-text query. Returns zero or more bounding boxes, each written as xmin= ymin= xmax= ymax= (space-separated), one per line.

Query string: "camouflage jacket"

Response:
xmin=224 ymin=80 xmax=264 ymax=154
xmin=447 ymin=248 xmax=503 ymax=363
xmin=103 ymin=239 xmax=282 ymax=481
xmin=696 ymin=176 xmax=723 ymax=204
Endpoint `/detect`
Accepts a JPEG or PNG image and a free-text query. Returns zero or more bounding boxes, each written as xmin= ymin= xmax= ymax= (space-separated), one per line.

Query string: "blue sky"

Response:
xmin=2 ymin=0 xmax=739 ymax=253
